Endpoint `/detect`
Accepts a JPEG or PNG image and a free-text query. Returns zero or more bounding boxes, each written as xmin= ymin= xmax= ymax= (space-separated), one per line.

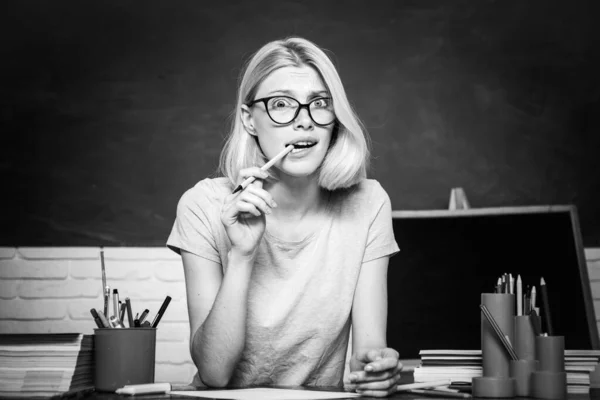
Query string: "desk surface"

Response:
xmin=75 ymin=388 xmax=592 ymax=400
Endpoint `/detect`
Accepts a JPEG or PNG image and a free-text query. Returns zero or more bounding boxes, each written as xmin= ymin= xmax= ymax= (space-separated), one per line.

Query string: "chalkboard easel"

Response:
xmin=387 ymin=190 xmax=599 ymax=360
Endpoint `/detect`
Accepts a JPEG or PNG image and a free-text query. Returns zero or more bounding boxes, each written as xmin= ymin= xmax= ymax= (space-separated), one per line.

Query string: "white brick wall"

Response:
xmin=0 ymin=247 xmax=196 ymax=384
xmin=1 ymin=246 xmax=600 ymax=385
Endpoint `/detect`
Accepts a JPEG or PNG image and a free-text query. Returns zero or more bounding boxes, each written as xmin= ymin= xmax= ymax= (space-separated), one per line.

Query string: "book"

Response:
xmin=0 ymin=333 xmax=94 ymax=398
xmin=415 ymin=348 xmax=599 ymax=393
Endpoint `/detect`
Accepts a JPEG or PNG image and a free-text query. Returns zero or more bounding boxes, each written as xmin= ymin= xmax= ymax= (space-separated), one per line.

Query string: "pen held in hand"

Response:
xmin=232 ymin=144 xmax=295 ymax=194
xmin=480 ymin=304 xmax=519 ymax=361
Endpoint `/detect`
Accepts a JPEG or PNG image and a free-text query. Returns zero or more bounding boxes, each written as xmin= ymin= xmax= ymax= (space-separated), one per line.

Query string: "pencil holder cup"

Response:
xmin=514 ymin=315 xmax=538 ymax=360
xmin=472 ymin=293 xmax=516 ymax=398
xmin=531 ymin=336 xmax=566 ymax=399
xmin=94 ymin=328 xmax=156 ymax=392
xmin=589 ymin=364 xmax=600 ymax=398
xmin=510 ymin=359 xmax=538 ymax=397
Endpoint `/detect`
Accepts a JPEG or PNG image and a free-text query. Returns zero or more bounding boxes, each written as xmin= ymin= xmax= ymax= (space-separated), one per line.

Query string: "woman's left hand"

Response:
xmin=346 ymin=348 xmax=402 ymax=397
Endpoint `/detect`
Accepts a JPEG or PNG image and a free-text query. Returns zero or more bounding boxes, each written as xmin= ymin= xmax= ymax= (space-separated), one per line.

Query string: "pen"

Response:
xmin=396 ymin=380 xmax=453 ymax=392
xmin=110 ymin=315 xmax=124 ymax=328
xmin=480 ymin=304 xmax=519 ymax=361
xmin=138 ymin=308 xmax=150 ymax=324
xmin=516 ymin=274 xmax=522 ymax=316
xmin=103 ymin=286 xmax=110 ymax=319
xmin=540 ymin=277 xmax=554 ymax=335
xmin=151 ymin=295 xmax=172 ymax=328
xmin=125 ymin=297 xmax=134 ymax=328
xmin=113 ymin=289 xmax=120 ymax=319
xmin=115 ymin=383 xmax=197 ymax=395
xmin=100 ymin=250 xmax=108 ymax=316
xmin=119 ymin=301 xmax=126 ymax=323
xmin=96 ymin=309 xmax=111 ymax=328
xmin=90 ymin=308 xmax=104 ymax=328
xmin=232 ymin=144 xmax=294 ymax=194
xmin=407 ymin=389 xmax=472 ymax=398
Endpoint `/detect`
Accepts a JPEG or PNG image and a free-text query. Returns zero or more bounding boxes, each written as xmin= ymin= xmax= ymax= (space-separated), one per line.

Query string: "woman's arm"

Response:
xmin=348 ymin=255 xmax=402 ymax=397
xmin=182 ymin=249 xmax=254 ymax=387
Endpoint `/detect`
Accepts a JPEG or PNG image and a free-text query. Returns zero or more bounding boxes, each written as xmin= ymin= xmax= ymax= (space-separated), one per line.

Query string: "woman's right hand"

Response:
xmin=220 ymin=167 xmax=277 ymax=259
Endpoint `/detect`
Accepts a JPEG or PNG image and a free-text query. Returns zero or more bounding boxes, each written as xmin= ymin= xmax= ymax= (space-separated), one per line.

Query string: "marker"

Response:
xmin=138 ymin=309 xmax=150 ymax=324
xmin=90 ymin=308 xmax=104 ymax=328
xmin=151 ymin=296 xmax=172 ymax=328
xmin=232 ymin=144 xmax=294 ymax=194
xmin=113 ymin=289 xmax=120 ymax=319
xmin=115 ymin=383 xmax=196 ymax=395
xmin=125 ymin=298 xmax=134 ymax=328
xmin=96 ymin=310 xmax=111 ymax=328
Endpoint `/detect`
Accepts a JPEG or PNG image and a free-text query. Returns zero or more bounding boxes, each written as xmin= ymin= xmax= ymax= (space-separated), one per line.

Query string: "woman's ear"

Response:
xmin=240 ymin=104 xmax=257 ymax=137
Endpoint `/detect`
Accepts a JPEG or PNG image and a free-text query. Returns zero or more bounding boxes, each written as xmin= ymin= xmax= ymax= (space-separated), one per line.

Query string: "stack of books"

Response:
xmin=414 ymin=349 xmax=600 ymax=394
xmin=0 ymin=333 xmax=94 ymax=398
xmin=565 ymin=349 xmax=600 ymax=394
xmin=413 ymin=350 xmax=483 ymax=385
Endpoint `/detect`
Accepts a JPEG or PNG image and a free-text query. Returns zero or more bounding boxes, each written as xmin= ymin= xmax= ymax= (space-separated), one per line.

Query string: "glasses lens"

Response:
xmin=309 ymin=98 xmax=335 ymax=125
xmin=267 ymin=97 xmax=298 ymax=124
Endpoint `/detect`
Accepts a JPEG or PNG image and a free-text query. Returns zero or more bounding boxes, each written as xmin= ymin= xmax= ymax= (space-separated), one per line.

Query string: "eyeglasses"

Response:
xmin=247 ymin=96 xmax=335 ymax=126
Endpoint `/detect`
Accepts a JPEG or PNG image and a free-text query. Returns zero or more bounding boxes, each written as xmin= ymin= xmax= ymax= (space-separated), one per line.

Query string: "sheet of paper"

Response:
xmin=171 ymin=387 xmax=361 ymax=400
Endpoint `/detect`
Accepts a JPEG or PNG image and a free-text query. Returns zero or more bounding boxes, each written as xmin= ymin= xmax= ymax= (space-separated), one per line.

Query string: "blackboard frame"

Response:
xmin=387 ymin=205 xmax=599 ymax=361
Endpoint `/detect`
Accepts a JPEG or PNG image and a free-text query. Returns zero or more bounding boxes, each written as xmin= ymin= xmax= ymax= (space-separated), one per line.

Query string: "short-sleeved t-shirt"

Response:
xmin=167 ymin=177 xmax=399 ymax=388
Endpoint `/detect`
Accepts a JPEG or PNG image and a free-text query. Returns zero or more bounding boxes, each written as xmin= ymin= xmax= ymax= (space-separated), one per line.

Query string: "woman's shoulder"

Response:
xmin=329 ymin=179 xmax=391 ymax=215
xmin=177 ymin=177 xmax=233 ymax=211
xmin=339 ymin=178 xmax=390 ymax=204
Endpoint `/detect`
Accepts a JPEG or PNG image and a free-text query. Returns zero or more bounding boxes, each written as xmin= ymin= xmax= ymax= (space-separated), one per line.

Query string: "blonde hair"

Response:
xmin=218 ymin=37 xmax=370 ymax=190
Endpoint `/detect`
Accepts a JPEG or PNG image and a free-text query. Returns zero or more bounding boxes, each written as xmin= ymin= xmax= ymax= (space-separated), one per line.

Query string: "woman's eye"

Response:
xmin=271 ymin=98 xmax=292 ymax=108
xmin=313 ymin=98 xmax=330 ymax=108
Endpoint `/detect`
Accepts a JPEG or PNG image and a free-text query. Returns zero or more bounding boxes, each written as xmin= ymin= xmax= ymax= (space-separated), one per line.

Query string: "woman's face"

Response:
xmin=242 ymin=65 xmax=335 ymax=180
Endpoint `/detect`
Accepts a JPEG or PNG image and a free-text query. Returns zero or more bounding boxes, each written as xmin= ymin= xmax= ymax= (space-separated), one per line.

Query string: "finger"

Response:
xmin=238 ymin=167 xmax=269 ymax=183
xmin=348 ymin=364 xmax=401 ymax=383
xmin=235 ymin=194 xmax=274 ymax=217
xmin=235 ymin=201 xmax=262 ymax=217
xmin=355 ymin=387 xmax=397 ymax=398
xmin=244 ymin=185 xmax=277 ymax=209
xmin=355 ymin=372 xmax=402 ymax=392
xmin=364 ymin=357 xmax=401 ymax=373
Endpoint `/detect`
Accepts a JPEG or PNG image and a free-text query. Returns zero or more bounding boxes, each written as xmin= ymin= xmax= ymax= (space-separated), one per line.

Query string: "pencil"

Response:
xmin=396 ymin=379 xmax=452 ymax=392
xmin=540 ymin=277 xmax=554 ymax=335
xmin=407 ymin=389 xmax=473 ymax=398
xmin=100 ymin=249 xmax=109 ymax=317
xmin=232 ymin=144 xmax=295 ymax=194
xmin=480 ymin=304 xmax=519 ymax=361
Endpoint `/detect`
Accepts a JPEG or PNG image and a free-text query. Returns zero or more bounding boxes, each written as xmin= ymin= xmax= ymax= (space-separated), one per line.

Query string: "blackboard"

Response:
xmin=387 ymin=205 xmax=599 ymax=360
xmin=2 ymin=1 xmax=600 ymax=246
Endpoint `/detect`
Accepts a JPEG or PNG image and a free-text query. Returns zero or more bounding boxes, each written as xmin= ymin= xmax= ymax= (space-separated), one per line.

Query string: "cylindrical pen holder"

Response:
xmin=94 ymin=328 xmax=157 ymax=392
xmin=514 ymin=315 xmax=537 ymax=360
xmin=472 ymin=293 xmax=516 ymax=398
xmin=510 ymin=359 xmax=538 ymax=397
xmin=531 ymin=336 xmax=566 ymax=399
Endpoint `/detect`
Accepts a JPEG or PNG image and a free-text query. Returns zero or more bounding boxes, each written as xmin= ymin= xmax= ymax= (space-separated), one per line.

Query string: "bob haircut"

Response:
xmin=218 ymin=37 xmax=371 ymax=191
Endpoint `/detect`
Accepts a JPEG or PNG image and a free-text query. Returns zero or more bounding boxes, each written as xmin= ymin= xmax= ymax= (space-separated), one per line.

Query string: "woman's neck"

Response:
xmin=266 ymin=175 xmax=326 ymax=220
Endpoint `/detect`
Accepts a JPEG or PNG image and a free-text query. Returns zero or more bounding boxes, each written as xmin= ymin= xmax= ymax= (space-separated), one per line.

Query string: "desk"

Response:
xmin=71 ymin=388 xmax=593 ymax=400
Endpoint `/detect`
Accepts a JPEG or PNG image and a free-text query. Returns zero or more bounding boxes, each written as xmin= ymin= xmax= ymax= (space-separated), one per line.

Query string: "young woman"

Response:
xmin=167 ymin=37 xmax=401 ymax=397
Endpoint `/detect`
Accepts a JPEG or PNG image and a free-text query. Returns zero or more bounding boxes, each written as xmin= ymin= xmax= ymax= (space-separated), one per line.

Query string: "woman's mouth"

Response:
xmin=290 ymin=141 xmax=317 ymax=154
